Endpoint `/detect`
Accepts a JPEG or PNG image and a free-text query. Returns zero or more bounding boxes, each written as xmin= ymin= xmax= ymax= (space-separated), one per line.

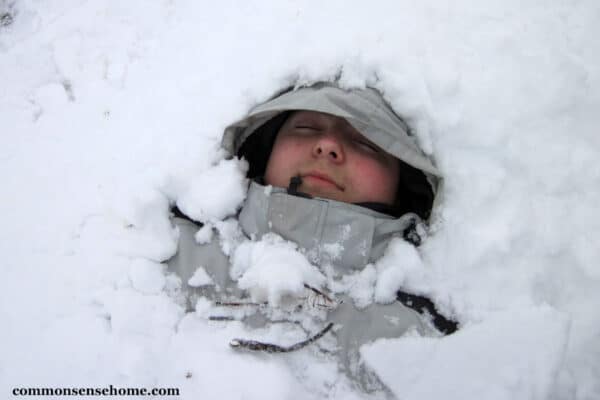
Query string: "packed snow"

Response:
xmin=1 ymin=0 xmax=599 ymax=399
xmin=231 ymin=233 xmax=326 ymax=306
xmin=187 ymin=266 xmax=213 ymax=288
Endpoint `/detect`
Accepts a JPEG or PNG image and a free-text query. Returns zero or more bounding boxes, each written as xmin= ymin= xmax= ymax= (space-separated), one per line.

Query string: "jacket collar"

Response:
xmin=238 ymin=181 xmax=420 ymax=272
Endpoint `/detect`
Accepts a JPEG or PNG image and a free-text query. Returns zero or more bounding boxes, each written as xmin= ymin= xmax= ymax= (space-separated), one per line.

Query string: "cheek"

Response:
xmin=265 ymin=139 xmax=303 ymax=186
xmin=350 ymin=158 xmax=398 ymax=202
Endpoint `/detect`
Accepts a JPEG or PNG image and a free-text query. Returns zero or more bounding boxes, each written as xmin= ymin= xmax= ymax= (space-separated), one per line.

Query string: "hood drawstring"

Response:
xmin=287 ymin=175 xmax=312 ymax=198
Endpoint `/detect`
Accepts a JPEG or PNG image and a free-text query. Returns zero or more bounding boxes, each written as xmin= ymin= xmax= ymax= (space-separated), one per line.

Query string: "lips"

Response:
xmin=301 ymin=171 xmax=344 ymax=191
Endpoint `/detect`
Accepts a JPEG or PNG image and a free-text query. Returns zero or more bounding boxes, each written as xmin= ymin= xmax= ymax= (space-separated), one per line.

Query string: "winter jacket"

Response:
xmin=168 ymin=182 xmax=435 ymax=366
xmin=166 ymin=83 xmax=457 ymax=388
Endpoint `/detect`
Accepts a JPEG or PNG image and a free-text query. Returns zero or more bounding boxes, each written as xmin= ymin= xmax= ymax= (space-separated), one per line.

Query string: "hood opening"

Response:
xmin=237 ymin=110 xmax=434 ymax=221
xmin=237 ymin=111 xmax=291 ymax=180
xmin=395 ymin=160 xmax=434 ymax=220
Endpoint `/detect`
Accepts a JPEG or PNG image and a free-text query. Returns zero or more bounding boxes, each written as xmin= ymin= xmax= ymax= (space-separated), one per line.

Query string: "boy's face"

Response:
xmin=264 ymin=111 xmax=399 ymax=205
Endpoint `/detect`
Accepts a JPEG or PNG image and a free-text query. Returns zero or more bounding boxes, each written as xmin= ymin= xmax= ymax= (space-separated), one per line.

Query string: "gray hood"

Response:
xmin=222 ymin=82 xmax=441 ymax=187
xmin=224 ymin=82 xmax=439 ymax=269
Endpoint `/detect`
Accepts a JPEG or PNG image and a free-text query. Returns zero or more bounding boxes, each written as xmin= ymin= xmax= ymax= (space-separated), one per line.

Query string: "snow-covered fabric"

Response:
xmin=168 ymin=214 xmax=431 ymax=392
xmin=240 ymin=180 xmax=421 ymax=270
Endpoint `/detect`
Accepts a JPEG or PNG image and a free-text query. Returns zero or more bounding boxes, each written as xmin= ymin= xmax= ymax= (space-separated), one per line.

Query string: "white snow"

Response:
xmin=231 ymin=233 xmax=326 ymax=306
xmin=193 ymin=223 xmax=213 ymax=245
xmin=362 ymin=306 xmax=571 ymax=400
xmin=1 ymin=1 xmax=599 ymax=399
xmin=332 ymin=264 xmax=377 ymax=309
xmin=187 ymin=266 xmax=214 ymax=288
xmin=374 ymin=238 xmax=424 ymax=304
xmin=165 ymin=157 xmax=248 ymax=224
xmin=128 ymin=258 xmax=167 ymax=295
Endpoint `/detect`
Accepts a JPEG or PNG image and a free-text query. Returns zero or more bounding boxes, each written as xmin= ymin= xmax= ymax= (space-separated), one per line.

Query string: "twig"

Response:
xmin=229 ymin=323 xmax=334 ymax=353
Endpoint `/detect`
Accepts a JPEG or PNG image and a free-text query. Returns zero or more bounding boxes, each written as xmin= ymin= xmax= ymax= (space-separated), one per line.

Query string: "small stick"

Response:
xmin=303 ymin=284 xmax=335 ymax=303
xmin=230 ymin=323 xmax=334 ymax=353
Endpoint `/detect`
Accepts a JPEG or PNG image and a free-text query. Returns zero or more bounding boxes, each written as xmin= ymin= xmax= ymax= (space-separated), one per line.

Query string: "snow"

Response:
xmin=374 ymin=238 xmax=424 ymax=304
xmin=1 ymin=1 xmax=599 ymax=399
xmin=332 ymin=264 xmax=377 ymax=309
xmin=187 ymin=266 xmax=213 ymax=288
xmin=193 ymin=224 xmax=213 ymax=244
xmin=165 ymin=157 xmax=249 ymax=224
xmin=231 ymin=233 xmax=326 ymax=306
xmin=362 ymin=305 xmax=571 ymax=400
xmin=128 ymin=258 xmax=167 ymax=295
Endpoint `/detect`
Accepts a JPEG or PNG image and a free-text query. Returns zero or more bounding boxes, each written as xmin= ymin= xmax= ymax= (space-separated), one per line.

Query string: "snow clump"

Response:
xmin=374 ymin=238 xmax=425 ymax=304
xmin=231 ymin=233 xmax=326 ymax=306
xmin=187 ymin=266 xmax=214 ymax=288
xmin=166 ymin=157 xmax=248 ymax=224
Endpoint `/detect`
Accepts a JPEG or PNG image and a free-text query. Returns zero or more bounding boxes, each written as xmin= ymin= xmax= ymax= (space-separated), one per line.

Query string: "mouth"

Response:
xmin=301 ymin=171 xmax=344 ymax=191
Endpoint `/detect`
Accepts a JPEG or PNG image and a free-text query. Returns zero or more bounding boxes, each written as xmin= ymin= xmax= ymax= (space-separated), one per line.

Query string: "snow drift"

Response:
xmin=1 ymin=1 xmax=599 ymax=399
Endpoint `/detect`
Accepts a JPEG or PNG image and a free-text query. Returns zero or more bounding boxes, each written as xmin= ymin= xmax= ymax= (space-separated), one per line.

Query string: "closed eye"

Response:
xmin=295 ymin=125 xmax=319 ymax=130
xmin=355 ymin=139 xmax=380 ymax=153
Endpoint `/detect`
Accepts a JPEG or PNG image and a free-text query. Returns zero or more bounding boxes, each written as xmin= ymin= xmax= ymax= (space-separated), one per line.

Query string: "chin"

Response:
xmin=302 ymin=188 xmax=346 ymax=203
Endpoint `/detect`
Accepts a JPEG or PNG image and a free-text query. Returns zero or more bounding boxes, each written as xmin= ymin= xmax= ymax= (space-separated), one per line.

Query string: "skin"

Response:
xmin=264 ymin=111 xmax=400 ymax=205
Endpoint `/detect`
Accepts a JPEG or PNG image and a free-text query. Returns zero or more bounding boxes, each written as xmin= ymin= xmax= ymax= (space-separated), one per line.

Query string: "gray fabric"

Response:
xmin=222 ymin=82 xmax=441 ymax=192
xmin=328 ymin=294 xmax=427 ymax=383
xmin=168 ymin=217 xmax=244 ymax=308
xmin=240 ymin=181 xmax=420 ymax=271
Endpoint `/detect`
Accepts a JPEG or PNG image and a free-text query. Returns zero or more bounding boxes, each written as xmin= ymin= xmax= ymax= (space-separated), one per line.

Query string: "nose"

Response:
xmin=312 ymin=132 xmax=345 ymax=163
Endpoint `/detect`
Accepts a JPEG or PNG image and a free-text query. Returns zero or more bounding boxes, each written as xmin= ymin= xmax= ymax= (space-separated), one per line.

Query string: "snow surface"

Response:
xmin=187 ymin=266 xmax=213 ymax=288
xmin=1 ymin=1 xmax=599 ymax=399
xmin=231 ymin=233 xmax=326 ymax=306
